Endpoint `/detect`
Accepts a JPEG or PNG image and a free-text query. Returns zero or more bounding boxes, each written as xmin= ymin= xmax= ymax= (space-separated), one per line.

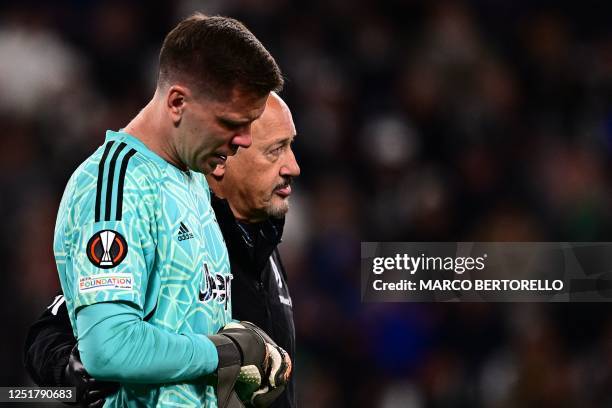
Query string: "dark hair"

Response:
xmin=158 ymin=13 xmax=283 ymax=99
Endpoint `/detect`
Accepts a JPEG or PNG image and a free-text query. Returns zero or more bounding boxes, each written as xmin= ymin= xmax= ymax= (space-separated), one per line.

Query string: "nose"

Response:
xmin=280 ymin=148 xmax=300 ymax=177
xmin=230 ymin=125 xmax=253 ymax=150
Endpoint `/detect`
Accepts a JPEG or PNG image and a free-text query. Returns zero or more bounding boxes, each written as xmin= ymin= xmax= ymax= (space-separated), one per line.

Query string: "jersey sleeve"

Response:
xmin=67 ymin=154 xmax=158 ymax=315
xmin=76 ymin=302 xmax=219 ymax=382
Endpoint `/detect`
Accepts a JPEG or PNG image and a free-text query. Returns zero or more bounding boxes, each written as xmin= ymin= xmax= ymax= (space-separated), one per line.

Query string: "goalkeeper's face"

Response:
xmin=175 ymin=87 xmax=268 ymax=174
xmin=214 ymin=93 xmax=300 ymax=222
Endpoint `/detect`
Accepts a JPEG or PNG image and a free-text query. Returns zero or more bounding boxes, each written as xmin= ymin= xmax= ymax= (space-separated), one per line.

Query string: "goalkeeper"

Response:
xmin=38 ymin=13 xmax=290 ymax=408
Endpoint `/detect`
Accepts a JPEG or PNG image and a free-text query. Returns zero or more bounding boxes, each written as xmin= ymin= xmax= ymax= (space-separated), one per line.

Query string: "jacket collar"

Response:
xmin=212 ymin=195 xmax=285 ymax=277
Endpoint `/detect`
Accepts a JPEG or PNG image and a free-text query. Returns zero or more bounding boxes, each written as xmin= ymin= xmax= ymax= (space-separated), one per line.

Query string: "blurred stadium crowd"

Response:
xmin=0 ymin=1 xmax=611 ymax=407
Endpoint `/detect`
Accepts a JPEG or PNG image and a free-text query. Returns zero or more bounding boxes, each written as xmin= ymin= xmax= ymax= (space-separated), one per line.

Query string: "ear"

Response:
xmin=166 ymin=85 xmax=190 ymax=126
xmin=212 ymin=163 xmax=226 ymax=178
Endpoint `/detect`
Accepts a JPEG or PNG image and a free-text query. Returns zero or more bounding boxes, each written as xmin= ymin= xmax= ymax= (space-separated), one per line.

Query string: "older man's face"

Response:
xmin=216 ymin=94 xmax=300 ymax=222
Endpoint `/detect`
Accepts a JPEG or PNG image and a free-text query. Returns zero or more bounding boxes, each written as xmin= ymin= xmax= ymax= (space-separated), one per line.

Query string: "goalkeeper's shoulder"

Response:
xmin=59 ymin=145 xmax=161 ymax=225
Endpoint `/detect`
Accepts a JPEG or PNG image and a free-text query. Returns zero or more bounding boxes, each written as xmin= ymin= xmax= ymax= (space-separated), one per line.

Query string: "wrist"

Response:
xmin=207 ymin=334 xmax=242 ymax=408
xmin=208 ymin=334 xmax=241 ymax=368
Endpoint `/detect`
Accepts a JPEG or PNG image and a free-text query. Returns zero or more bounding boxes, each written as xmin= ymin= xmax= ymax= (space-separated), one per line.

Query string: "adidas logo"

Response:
xmin=177 ymin=222 xmax=194 ymax=241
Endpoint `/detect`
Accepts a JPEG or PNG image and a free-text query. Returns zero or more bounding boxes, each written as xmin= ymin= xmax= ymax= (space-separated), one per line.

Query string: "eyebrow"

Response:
xmin=218 ymin=117 xmax=252 ymax=127
xmin=266 ymin=134 xmax=296 ymax=149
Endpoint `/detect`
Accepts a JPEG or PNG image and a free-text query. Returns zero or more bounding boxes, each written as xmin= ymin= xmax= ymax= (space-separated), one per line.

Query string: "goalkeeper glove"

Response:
xmin=231 ymin=321 xmax=291 ymax=407
xmin=208 ymin=321 xmax=292 ymax=408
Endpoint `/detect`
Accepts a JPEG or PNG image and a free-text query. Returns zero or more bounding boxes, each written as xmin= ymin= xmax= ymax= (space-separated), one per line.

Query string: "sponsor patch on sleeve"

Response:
xmin=86 ymin=229 xmax=128 ymax=269
xmin=79 ymin=273 xmax=134 ymax=293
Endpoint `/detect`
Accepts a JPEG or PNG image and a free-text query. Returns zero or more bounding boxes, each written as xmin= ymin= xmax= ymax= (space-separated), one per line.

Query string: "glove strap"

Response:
xmin=209 ymin=335 xmax=244 ymax=408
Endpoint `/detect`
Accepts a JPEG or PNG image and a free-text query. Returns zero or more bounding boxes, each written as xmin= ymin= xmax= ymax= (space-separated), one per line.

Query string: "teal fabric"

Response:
xmin=76 ymin=302 xmax=218 ymax=382
xmin=54 ymin=130 xmax=233 ymax=407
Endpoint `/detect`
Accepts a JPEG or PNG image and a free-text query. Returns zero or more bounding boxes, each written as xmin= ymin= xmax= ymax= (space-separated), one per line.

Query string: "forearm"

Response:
xmin=77 ymin=302 xmax=218 ymax=383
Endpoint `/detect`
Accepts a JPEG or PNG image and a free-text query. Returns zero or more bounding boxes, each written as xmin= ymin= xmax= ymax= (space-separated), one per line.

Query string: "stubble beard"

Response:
xmin=267 ymin=198 xmax=290 ymax=219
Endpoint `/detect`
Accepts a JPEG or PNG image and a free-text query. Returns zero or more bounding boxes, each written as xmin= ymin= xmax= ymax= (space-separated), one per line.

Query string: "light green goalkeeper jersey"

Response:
xmin=54 ymin=130 xmax=233 ymax=407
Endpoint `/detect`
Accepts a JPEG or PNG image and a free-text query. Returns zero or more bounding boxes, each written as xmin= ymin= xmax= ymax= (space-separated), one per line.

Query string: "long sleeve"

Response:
xmin=76 ymin=302 xmax=219 ymax=383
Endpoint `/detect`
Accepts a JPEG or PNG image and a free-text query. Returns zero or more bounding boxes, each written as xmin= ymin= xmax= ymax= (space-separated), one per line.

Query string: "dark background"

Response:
xmin=1 ymin=1 xmax=611 ymax=407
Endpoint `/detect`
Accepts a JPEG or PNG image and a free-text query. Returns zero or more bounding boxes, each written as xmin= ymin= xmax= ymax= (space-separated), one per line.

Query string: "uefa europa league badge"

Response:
xmin=86 ymin=230 xmax=128 ymax=269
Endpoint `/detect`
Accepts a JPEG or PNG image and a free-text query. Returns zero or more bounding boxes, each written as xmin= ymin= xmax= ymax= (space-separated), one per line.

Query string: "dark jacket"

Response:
xmin=213 ymin=196 xmax=296 ymax=408
xmin=23 ymin=196 xmax=296 ymax=408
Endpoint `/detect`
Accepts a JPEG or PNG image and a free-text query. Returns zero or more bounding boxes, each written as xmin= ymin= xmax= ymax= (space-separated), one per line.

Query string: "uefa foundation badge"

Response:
xmin=86 ymin=230 xmax=128 ymax=269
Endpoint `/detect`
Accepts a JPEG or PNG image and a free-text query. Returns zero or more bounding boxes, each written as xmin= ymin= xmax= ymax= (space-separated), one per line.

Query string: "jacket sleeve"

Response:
xmin=23 ymin=294 xmax=74 ymax=386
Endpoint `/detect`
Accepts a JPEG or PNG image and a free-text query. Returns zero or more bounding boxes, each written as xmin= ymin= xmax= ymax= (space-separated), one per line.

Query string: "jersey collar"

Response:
xmin=105 ymin=130 xmax=174 ymax=169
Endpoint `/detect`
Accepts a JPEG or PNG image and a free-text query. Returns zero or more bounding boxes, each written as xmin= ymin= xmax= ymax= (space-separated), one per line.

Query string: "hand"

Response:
xmin=62 ymin=345 xmax=120 ymax=408
xmin=221 ymin=322 xmax=291 ymax=407
xmin=208 ymin=321 xmax=292 ymax=408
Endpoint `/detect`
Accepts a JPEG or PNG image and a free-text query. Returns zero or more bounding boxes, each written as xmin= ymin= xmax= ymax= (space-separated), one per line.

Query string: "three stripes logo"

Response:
xmin=178 ymin=221 xmax=194 ymax=241
xmin=95 ymin=141 xmax=137 ymax=222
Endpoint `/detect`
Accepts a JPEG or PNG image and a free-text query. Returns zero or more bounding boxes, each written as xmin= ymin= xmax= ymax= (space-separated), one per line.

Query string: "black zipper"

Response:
xmin=255 ymin=278 xmax=273 ymax=334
